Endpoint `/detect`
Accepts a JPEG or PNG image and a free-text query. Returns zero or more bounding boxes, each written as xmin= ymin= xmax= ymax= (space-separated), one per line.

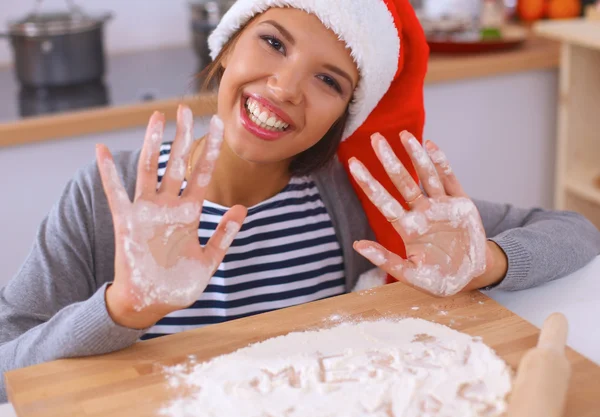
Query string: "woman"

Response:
xmin=1 ymin=0 xmax=598 ymax=402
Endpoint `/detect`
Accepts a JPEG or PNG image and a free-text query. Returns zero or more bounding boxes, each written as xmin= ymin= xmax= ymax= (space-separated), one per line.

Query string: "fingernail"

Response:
xmin=425 ymin=140 xmax=435 ymax=151
xmin=182 ymin=106 xmax=193 ymax=127
xmin=357 ymin=246 xmax=387 ymax=266
xmin=349 ymin=159 xmax=369 ymax=182
xmin=210 ymin=115 xmax=224 ymax=139
xmin=400 ymin=130 xmax=412 ymax=141
xmin=370 ymin=132 xmax=384 ymax=141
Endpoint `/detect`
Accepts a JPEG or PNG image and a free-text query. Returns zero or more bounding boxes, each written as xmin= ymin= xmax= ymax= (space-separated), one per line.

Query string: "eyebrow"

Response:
xmin=261 ymin=20 xmax=296 ymax=45
xmin=323 ymin=64 xmax=356 ymax=89
xmin=261 ymin=20 xmax=356 ymax=89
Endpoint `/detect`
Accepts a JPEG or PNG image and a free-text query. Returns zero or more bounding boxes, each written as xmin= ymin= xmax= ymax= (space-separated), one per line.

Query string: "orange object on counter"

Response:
xmin=547 ymin=0 xmax=581 ymax=18
xmin=518 ymin=0 xmax=547 ymax=21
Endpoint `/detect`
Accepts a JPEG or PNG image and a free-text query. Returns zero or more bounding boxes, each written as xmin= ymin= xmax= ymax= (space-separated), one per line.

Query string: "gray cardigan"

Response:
xmin=1 ymin=150 xmax=599 ymax=402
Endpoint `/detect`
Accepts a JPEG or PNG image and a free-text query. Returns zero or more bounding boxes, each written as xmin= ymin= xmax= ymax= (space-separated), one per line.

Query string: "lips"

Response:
xmin=245 ymin=97 xmax=290 ymax=132
xmin=239 ymin=94 xmax=295 ymax=141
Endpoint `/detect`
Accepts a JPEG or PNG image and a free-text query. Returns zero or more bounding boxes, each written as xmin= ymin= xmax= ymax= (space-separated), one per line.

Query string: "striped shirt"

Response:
xmin=142 ymin=143 xmax=346 ymax=339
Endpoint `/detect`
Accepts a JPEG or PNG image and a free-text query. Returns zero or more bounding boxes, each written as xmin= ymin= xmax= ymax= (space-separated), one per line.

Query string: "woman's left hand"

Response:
xmin=349 ymin=131 xmax=507 ymax=297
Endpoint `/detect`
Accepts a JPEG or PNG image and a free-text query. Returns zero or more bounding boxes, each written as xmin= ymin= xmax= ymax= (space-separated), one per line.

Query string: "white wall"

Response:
xmin=0 ymin=69 xmax=558 ymax=288
xmin=0 ymin=0 xmax=192 ymax=67
xmin=424 ymin=69 xmax=558 ymax=209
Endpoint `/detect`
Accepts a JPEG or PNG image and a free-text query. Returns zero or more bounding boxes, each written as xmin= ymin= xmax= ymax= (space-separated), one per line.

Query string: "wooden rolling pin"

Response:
xmin=506 ymin=312 xmax=572 ymax=417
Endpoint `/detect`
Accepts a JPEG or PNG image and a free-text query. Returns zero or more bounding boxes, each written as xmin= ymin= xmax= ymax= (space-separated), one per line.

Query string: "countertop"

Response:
xmin=0 ymin=36 xmax=559 ymax=149
xmin=1 ymin=255 xmax=599 ymax=415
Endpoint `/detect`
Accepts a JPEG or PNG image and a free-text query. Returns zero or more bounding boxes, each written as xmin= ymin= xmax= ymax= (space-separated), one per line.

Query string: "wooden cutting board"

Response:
xmin=5 ymin=282 xmax=600 ymax=417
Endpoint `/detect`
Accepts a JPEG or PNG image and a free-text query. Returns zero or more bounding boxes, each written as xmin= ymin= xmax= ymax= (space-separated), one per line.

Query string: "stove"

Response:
xmin=0 ymin=46 xmax=201 ymax=122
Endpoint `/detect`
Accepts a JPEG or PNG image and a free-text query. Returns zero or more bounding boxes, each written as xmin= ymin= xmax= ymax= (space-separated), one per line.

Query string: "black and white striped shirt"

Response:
xmin=142 ymin=143 xmax=346 ymax=339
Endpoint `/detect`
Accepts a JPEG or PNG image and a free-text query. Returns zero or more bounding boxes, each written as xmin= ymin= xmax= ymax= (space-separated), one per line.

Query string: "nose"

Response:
xmin=266 ymin=65 xmax=304 ymax=106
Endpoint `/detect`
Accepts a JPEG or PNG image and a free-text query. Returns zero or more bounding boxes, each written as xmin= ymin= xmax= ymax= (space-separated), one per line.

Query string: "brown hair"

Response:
xmin=197 ymin=22 xmax=349 ymax=177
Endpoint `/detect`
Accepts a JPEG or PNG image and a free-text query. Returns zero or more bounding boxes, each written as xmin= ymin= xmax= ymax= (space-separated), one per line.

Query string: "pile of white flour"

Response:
xmin=159 ymin=319 xmax=512 ymax=417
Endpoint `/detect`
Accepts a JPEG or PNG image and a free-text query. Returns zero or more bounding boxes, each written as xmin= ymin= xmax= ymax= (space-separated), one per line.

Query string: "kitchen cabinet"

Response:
xmin=535 ymin=19 xmax=600 ymax=228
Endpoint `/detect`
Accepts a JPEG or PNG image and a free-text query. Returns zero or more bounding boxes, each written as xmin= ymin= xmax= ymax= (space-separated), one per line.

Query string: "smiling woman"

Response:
xmin=1 ymin=0 xmax=599 ymax=403
xmin=200 ymin=8 xmax=358 ymax=178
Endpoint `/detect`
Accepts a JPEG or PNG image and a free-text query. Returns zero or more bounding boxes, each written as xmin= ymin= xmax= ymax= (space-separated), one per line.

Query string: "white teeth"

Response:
xmin=245 ymin=97 xmax=289 ymax=131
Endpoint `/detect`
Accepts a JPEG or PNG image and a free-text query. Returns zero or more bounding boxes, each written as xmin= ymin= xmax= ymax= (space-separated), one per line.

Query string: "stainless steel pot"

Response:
xmin=1 ymin=0 xmax=112 ymax=88
xmin=190 ymin=0 xmax=235 ymax=68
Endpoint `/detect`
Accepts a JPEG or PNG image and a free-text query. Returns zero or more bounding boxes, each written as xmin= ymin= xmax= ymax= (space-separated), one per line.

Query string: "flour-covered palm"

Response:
xmin=97 ymin=107 xmax=247 ymax=327
xmin=349 ymin=132 xmax=490 ymax=297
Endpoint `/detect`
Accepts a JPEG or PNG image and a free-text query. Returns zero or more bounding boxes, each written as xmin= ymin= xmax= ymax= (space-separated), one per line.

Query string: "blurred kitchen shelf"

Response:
xmin=565 ymin=169 xmax=600 ymax=206
xmin=535 ymin=19 xmax=600 ymax=229
xmin=536 ymin=19 xmax=600 ymax=50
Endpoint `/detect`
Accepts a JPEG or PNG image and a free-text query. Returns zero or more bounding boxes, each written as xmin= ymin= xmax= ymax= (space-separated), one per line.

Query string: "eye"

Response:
xmin=260 ymin=35 xmax=286 ymax=55
xmin=317 ymin=74 xmax=342 ymax=94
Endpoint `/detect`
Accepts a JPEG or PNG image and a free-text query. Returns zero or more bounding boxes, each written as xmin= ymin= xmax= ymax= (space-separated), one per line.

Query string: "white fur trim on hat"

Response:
xmin=208 ymin=0 xmax=400 ymax=140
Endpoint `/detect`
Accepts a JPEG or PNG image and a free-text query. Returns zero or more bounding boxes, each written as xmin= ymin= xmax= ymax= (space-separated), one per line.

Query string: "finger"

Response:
xmin=96 ymin=144 xmax=132 ymax=231
xmin=424 ymin=140 xmax=468 ymax=198
xmin=353 ymin=240 xmax=415 ymax=285
xmin=348 ymin=158 xmax=406 ymax=223
xmin=371 ymin=132 xmax=422 ymax=204
xmin=135 ymin=112 xmax=165 ymax=200
xmin=203 ymin=205 xmax=248 ymax=260
xmin=182 ymin=115 xmax=224 ymax=200
xmin=159 ymin=105 xmax=195 ymax=196
xmin=400 ymin=131 xmax=445 ymax=199
xmin=353 ymin=241 xmax=445 ymax=298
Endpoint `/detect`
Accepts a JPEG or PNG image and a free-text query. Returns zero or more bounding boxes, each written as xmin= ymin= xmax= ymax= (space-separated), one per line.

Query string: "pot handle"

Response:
xmin=0 ymin=33 xmax=10 ymax=38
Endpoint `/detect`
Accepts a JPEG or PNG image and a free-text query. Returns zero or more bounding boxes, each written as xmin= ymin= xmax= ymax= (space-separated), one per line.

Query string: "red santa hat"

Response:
xmin=209 ymin=0 xmax=429 ymax=281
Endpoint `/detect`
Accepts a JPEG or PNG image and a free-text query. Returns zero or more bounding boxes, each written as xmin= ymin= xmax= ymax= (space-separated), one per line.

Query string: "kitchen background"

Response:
xmin=0 ymin=0 xmax=191 ymax=66
xmin=0 ymin=0 xmax=590 ymax=287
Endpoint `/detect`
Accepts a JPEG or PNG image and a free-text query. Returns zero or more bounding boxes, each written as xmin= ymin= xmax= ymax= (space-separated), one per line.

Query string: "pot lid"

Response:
xmin=8 ymin=3 xmax=112 ymax=37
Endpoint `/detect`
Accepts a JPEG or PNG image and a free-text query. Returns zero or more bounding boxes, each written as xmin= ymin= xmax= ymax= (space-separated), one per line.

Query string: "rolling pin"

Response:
xmin=506 ymin=312 xmax=572 ymax=417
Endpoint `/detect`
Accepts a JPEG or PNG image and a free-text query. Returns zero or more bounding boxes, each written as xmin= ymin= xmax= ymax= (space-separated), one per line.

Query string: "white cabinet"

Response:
xmin=424 ymin=68 xmax=558 ymax=210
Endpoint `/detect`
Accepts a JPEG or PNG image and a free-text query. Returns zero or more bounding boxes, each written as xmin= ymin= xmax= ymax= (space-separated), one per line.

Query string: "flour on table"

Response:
xmin=159 ymin=319 xmax=512 ymax=417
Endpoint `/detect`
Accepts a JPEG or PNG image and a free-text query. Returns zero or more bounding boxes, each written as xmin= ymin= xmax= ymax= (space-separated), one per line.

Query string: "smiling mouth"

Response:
xmin=244 ymin=97 xmax=290 ymax=132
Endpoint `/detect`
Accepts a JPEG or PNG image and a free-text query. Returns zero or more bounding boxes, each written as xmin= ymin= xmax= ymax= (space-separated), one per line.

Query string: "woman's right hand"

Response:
xmin=98 ymin=105 xmax=247 ymax=330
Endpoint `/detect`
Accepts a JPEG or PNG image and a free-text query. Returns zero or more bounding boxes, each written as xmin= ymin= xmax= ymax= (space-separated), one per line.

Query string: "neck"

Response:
xmin=193 ymin=137 xmax=292 ymax=208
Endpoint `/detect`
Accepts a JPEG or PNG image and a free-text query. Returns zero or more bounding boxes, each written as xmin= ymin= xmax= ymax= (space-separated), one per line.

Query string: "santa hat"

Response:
xmin=209 ymin=0 xmax=429 ymax=281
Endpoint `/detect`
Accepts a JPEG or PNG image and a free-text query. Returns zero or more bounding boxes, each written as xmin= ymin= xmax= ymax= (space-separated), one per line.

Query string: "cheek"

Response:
xmin=304 ymin=98 xmax=346 ymax=142
xmin=217 ymin=73 xmax=234 ymax=119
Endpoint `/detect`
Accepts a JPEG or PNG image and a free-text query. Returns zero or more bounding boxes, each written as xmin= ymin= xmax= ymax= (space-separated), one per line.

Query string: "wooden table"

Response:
xmin=5 ymin=282 xmax=600 ymax=417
